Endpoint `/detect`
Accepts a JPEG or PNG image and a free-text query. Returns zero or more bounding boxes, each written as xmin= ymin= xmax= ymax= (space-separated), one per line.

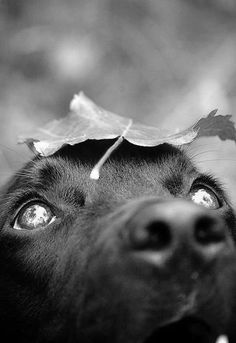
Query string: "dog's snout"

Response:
xmin=127 ymin=200 xmax=229 ymax=265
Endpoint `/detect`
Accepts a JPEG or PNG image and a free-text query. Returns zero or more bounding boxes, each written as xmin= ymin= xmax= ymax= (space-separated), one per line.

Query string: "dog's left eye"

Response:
xmin=13 ymin=202 xmax=56 ymax=230
xmin=190 ymin=188 xmax=220 ymax=209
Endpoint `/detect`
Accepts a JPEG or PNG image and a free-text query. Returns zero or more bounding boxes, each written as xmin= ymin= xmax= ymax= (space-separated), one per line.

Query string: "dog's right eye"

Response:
xmin=13 ymin=202 xmax=56 ymax=231
xmin=189 ymin=187 xmax=220 ymax=209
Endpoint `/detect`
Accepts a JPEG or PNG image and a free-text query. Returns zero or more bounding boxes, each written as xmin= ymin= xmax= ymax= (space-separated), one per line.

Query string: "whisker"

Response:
xmin=197 ymin=159 xmax=236 ymax=163
xmin=188 ymin=150 xmax=220 ymax=160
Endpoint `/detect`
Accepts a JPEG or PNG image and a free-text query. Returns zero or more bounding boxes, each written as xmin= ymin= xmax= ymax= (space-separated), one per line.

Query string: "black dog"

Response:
xmin=0 ymin=140 xmax=236 ymax=343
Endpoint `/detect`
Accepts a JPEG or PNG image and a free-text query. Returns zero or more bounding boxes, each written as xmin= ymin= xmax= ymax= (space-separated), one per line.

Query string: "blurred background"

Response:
xmin=1 ymin=0 xmax=236 ymax=203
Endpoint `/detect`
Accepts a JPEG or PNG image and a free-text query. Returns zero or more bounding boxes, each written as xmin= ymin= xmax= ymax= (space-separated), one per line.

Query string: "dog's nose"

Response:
xmin=127 ymin=200 xmax=230 ymax=265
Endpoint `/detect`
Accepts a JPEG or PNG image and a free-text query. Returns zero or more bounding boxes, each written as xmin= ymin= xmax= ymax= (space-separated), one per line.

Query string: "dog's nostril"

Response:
xmin=194 ymin=216 xmax=225 ymax=245
xmin=131 ymin=221 xmax=172 ymax=250
xmin=145 ymin=221 xmax=172 ymax=250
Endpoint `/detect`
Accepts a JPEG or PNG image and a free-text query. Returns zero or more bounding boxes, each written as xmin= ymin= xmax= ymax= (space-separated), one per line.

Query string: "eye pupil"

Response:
xmin=13 ymin=203 xmax=55 ymax=230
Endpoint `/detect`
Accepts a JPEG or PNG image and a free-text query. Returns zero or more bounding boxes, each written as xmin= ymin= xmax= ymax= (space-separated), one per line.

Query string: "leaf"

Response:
xmin=18 ymin=92 xmax=236 ymax=179
xmin=18 ymin=93 xmax=131 ymax=156
xmin=18 ymin=92 xmax=196 ymax=156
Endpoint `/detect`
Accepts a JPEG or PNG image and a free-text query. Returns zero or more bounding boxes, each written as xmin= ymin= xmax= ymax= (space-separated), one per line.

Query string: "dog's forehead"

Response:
xmin=7 ymin=142 xmax=198 ymax=202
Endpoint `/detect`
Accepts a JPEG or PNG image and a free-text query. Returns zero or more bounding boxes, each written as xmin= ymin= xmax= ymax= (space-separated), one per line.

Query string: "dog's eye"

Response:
xmin=190 ymin=188 xmax=220 ymax=209
xmin=13 ymin=202 xmax=56 ymax=230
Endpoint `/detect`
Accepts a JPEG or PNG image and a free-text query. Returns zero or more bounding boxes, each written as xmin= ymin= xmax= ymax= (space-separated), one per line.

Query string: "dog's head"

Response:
xmin=0 ymin=141 xmax=236 ymax=343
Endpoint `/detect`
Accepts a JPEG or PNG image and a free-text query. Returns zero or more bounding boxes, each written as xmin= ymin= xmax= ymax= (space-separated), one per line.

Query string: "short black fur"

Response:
xmin=0 ymin=140 xmax=236 ymax=343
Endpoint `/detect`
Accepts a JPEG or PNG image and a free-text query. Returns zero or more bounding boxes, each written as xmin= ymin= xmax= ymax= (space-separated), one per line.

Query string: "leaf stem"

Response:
xmin=90 ymin=136 xmax=124 ymax=180
xmin=90 ymin=119 xmax=133 ymax=180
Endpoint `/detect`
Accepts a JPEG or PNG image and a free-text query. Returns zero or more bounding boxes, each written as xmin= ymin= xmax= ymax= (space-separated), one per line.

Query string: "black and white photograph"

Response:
xmin=1 ymin=1 xmax=236 ymax=342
